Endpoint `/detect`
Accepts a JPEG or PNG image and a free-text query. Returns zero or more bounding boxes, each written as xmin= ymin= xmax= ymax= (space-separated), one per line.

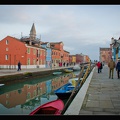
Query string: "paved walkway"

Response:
xmin=64 ymin=65 xmax=120 ymax=115
xmin=0 ymin=66 xmax=74 ymax=77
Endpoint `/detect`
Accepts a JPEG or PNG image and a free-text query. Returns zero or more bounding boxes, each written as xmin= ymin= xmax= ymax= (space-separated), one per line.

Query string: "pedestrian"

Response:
xmin=63 ymin=62 xmax=65 ymax=67
xmin=108 ymin=58 xmax=115 ymax=79
xmin=99 ymin=62 xmax=103 ymax=73
xmin=116 ymin=59 xmax=120 ymax=79
xmin=96 ymin=61 xmax=101 ymax=73
xmin=67 ymin=63 xmax=69 ymax=66
xmin=17 ymin=61 xmax=21 ymax=71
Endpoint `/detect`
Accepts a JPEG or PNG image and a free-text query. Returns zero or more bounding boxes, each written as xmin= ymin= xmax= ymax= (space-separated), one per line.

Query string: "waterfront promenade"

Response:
xmin=0 ymin=66 xmax=73 ymax=77
xmin=64 ymin=65 xmax=120 ymax=115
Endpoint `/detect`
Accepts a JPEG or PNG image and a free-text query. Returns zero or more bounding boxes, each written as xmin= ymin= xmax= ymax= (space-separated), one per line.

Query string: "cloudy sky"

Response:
xmin=0 ymin=5 xmax=120 ymax=61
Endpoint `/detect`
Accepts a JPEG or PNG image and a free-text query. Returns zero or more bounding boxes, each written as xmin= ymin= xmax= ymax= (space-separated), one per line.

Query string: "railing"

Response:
xmin=61 ymin=63 xmax=95 ymax=114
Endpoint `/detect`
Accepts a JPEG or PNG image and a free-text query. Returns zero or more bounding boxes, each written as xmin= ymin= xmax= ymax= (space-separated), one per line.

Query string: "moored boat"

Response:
xmin=54 ymin=83 xmax=75 ymax=100
xmin=73 ymin=64 xmax=80 ymax=71
xmin=29 ymin=99 xmax=64 ymax=115
xmin=69 ymin=78 xmax=78 ymax=85
xmin=0 ymin=84 xmax=4 ymax=87
xmin=52 ymin=71 xmax=62 ymax=75
xmin=64 ymin=68 xmax=73 ymax=73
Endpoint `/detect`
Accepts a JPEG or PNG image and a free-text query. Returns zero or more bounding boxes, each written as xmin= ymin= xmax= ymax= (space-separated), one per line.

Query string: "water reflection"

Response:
xmin=0 ymin=71 xmax=80 ymax=115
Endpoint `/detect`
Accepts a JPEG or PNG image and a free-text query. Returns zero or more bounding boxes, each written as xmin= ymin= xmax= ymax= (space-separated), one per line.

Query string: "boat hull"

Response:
xmin=29 ymin=99 xmax=64 ymax=115
xmin=54 ymin=83 xmax=75 ymax=100
xmin=73 ymin=64 xmax=80 ymax=71
xmin=64 ymin=69 xmax=73 ymax=73
xmin=52 ymin=72 xmax=62 ymax=75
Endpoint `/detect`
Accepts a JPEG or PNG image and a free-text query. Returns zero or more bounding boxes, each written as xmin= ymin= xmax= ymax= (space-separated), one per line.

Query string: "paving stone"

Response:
xmin=86 ymin=100 xmax=99 ymax=107
xmin=99 ymin=101 xmax=114 ymax=108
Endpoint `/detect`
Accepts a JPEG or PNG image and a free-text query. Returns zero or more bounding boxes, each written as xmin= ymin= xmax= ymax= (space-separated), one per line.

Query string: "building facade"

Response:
xmin=99 ymin=47 xmax=112 ymax=64
xmin=41 ymin=42 xmax=52 ymax=68
xmin=0 ymin=36 xmax=46 ymax=69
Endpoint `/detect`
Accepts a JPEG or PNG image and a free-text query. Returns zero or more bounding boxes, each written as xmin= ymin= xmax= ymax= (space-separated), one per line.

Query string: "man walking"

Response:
xmin=116 ymin=59 xmax=120 ymax=79
xmin=17 ymin=61 xmax=21 ymax=71
xmin=108 ymin=58 xmax=115 ymax=79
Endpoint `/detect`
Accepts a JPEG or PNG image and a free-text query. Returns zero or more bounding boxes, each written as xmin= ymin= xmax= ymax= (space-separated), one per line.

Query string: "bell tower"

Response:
xmin=29 ymin=23 xmax=36 ymax=40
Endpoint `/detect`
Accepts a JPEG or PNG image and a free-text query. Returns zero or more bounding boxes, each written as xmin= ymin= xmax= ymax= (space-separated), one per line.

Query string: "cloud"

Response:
xmin=1 ymin=5 xmax=120 ymax=61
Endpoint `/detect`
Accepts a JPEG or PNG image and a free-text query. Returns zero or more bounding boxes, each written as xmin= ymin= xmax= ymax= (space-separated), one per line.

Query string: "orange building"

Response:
xmin=0 ymin=23 xmax=47 ymax=69
xmin=84 ymin=55 xmax=90 ymax=63
xmin=0 ymin=36 xmax=46 ymax=69
xmin=50 ymin=42 xmax=69 ymax=67
xmin=69 ymin=55 xmax=76 ymax=65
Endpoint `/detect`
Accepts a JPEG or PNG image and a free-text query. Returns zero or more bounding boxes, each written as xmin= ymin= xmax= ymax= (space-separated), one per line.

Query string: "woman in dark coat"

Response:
xmin=116 ymin=59 xmax=120 ymax=79
xmin=100 ymin=62 xmax=103 ymax=73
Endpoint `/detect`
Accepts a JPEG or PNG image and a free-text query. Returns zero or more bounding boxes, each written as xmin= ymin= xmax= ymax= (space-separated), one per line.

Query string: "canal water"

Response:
xmin=0 ymin=71 xmax=80 ymax=115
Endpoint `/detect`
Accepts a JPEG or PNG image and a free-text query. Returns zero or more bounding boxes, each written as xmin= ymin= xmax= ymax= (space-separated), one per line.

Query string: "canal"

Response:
xmin=0 ymin=70 xmax=80 ymax=115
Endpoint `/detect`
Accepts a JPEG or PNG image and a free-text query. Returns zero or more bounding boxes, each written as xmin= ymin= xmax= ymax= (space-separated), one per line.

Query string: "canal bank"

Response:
xmin=0 ymin=66 xmax=74 ymax=84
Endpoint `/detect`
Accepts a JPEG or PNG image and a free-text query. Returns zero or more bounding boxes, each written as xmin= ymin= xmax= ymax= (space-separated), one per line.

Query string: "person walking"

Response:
xmin=96 ymin=61 xmax=101 ymax=73
xmin=99 ymin=62 xmax=103 ymax=73
xmin=17 ymin=61 xmax=21 ymax=71
xmin=116 ymin=59 xmax=120 ymax=79
xmin=108 ymin=58 xmax=115 ymax=79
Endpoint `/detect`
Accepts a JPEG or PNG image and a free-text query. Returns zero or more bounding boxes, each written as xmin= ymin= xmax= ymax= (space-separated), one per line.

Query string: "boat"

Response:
xmin=69 ymin=78 xmax=79 ymax=85
xmin=64 ymin=68 xmax=73 ymax=73
xmin=0 ymin=84 xmax=5 ymax=87
xmin=73 ymin=64 xmax=80 ymax=71
xmin=52 ymin=71 xmax=62 ymax=75
xmin=69 ymin=77 xmax=82 ymax=87
xmin=54 ymin=83 xmax=75 ymax=100
xmin=29 ymin=99 xmax=64 ymax=115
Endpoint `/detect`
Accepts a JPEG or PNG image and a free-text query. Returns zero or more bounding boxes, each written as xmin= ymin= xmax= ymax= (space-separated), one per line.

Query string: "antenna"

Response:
xmin=21 ymin=32 xmax=22 ymax=38
xmin=40 ymin=34 xmax=41 ymax=41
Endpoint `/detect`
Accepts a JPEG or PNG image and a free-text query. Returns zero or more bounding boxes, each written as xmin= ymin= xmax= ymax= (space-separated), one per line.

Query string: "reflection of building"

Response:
xmin=51 ymin=73 xmax=73 ymax=91
xmin=0 ymin=72 xmax=73 ymax=110
xmin=0 ymin=81 xmax=46 ymax=108
xmin=46 ymin=80 xmax=52 ymax=94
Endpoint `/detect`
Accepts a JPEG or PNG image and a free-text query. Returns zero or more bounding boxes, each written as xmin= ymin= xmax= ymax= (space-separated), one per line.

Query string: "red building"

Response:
xmin=0 ymin=23 xmax=46 ymax=69
xmin=76 ymin=54 xmax=84 ymax=64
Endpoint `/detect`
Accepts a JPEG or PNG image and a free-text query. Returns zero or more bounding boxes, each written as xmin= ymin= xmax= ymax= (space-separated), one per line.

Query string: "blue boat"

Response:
xmin=54 ymin=83 xmax=75 ymax=100
xmin=52 ymin=71 xmax=62 ymax=75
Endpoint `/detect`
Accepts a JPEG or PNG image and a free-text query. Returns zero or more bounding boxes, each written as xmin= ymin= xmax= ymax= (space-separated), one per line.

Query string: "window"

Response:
xmin=39 ymin=60 xmax=41 ymax=65
xmin=27 ymin=48 xmax=30 ymax=54
xmin=27 ymin=92 xmax=31 ymax=99
xmin=44 ymin=51 xmax=46 ymax=56
xmin=33 ymin=90 xmax=36 ymax=97
xmin=27 ymin=58 xmax=30 ymax=65
xmin=6 ymin=48 xmax=8 ymax=51
xmin=5 ymin=55 xmax=8 ymax=60
xmin=41 ymin=50 xmax=42 ymax=55
xmin=6 ymin=40 xmax=9 ymax=45
xmin=33 ymin=59 xmax=36 ymax=65
xmin=33 ymin=49 xmax=36 ymax=55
